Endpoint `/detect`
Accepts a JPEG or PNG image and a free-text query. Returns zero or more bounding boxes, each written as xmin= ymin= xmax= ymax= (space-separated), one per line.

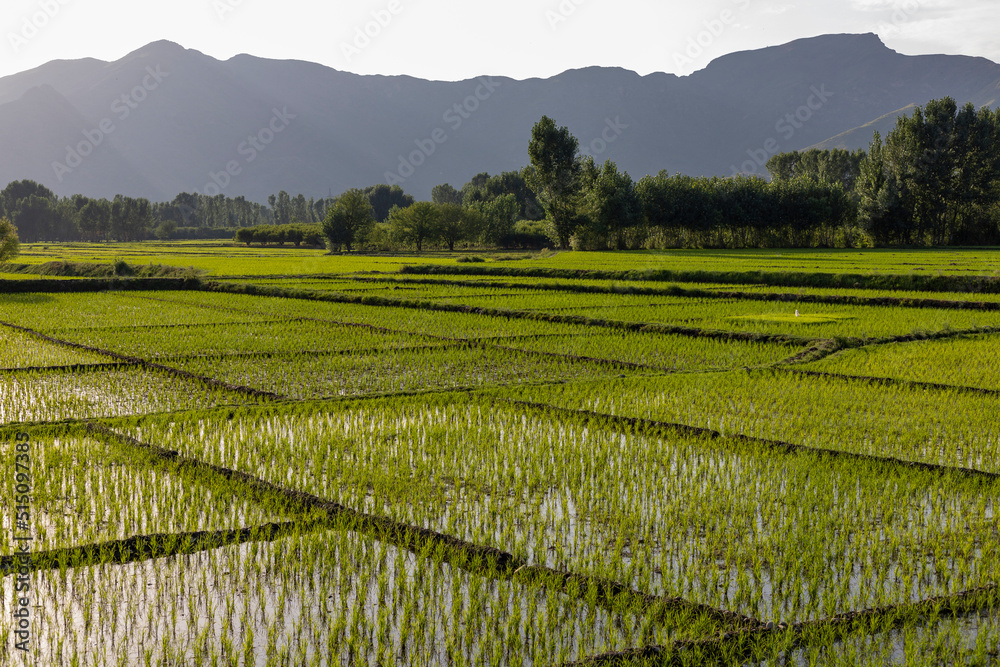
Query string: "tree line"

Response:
xmin=522 ymin=116 xmax=859 ymax=250
xmin=857 ymin=98 xmax=1000 ymax=245
xmin=0 ymin=181 xmax=268 ymax=243
xmin=522 ymin=98 xmax=1000 ymax=249
xmin=335 ymin=102 xmax=996 ymax=250
xmin=2 ymin=97 xmax=998 ymax=252
xmin=318 ymin=170 xmax=549 ymax=252
xmin=0 ymin=182 xmax=412 ymax=244
xmin=234 ymin=223 xmax=324 ymax=247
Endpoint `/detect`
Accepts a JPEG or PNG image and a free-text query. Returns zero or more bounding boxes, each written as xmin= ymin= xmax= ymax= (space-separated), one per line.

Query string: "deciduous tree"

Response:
xmin=858 ymin=98 xmax=1000 ymax=245
xmin=526 ymin=116 xmax=582 ymax=249
xmin=389 ymin=201 xmax=440 ymax=251
xmin=471 ymin=194 xmax=517 ymax=247
xmin=322 ymin=188 xmax=375 ymax=251
xmin=0 ymin=216 xmax=19 ymax=262
xmin=431 ymin=183 xmax=463 ymax=206
xmin=435 ymin=203 xmax=481 ymax=251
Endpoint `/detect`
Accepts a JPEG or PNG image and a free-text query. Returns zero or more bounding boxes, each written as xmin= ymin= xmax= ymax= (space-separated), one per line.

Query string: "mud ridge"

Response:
xmin=0 ymin=521 xmax=316 ymax=576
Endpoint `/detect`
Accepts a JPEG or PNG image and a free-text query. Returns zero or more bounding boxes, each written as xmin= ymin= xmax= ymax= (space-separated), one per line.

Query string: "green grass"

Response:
xmin=13 ymin=522 xmax=671 ymax=665
xmin=487 ymin=247 xmax=1000 ymax=276
xmin=10 ymin=242 xmax=468 ymax=277
xmin=49 ymin=319 xmax=439 ymax=360
xmin=172 ymin=344 xmax=644 ymax=399
xmin=3 ymin=243 xmax=1000 ymax=666
xmin=0 ymin=434 xmax=294 ymax=553
xmin=132 ymin=397 xmax=1000 ymax=624
xmin=804 ymin=334 xmax=1000 ymax=391
xmin=0 ymin=367 xmax=252 ymax=424
xmin=504 ymin=369 xmax=1000 ymax=472
xmin=0 ymin=328 xmax=109 ymax=369
xmin=727 ymin=313 xmax=855 ymax=325
xmin=0 ymin=292 xmax=273 ymax=331
xmin=15 ymin=243 xmax=1000 ymax=279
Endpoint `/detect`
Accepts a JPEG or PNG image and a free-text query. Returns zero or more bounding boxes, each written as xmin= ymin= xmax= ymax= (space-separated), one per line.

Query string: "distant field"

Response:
xmin=2 ymin=244 xmax=1000 ymax=665
xmin=11 ymin=241 xmax=454 ymax=277
xmin=12 ymin=242 xmax=1000 ymax=277
xmin=489 ymin=247 xmax=1000 ymax=276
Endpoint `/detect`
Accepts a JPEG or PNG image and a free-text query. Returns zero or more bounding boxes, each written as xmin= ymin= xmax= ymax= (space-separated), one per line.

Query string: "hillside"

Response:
xmin=0 ymin=33 xmax=997 ymax=201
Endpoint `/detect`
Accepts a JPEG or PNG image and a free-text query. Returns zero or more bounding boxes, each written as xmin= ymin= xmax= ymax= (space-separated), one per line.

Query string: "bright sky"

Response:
xmin=2 ymin=0 xmax=998 ymax=80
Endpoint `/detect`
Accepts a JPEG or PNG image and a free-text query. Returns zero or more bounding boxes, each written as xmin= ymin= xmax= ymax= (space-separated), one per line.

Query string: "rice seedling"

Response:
xmin=803 ymin=334 xmax=1000 ymax=391
xmin=530 ymin=299 xmax=1000 ymax=340
xmin=507 ymin=370 xmax=1000 ymax=473
xmin=3 ymin=247 xmax=1000 ymax=665
xmin=1 ymin=522 xmax=687 ymax=666
xmin=0 ymin=434 xmax=295 ymax=555
xmin=128 ymin=397 xmax=1000 ymax=628
xmin=0 ymin=328 xmax=109 ymax=369
xmin=0 ymin=367 xmax=248 ymax=424
xmin=171 ymin=344 xmax=639 ymax=399
xmin=49 ymin=319 xmax=439 ymax=361
xmin=0 ymin=292 xmax=269 ymax=332
xmin=494 ymin=331 xmax=795 ymax=371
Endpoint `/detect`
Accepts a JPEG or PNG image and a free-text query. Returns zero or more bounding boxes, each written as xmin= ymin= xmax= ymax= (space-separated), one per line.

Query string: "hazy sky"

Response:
xmin=3 ymin=0 xmax=999 ymax=80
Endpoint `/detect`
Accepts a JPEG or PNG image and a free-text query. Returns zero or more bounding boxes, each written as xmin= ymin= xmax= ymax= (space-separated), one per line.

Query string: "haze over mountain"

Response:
xmin=0 ymin=33 xmax=997 ymax=203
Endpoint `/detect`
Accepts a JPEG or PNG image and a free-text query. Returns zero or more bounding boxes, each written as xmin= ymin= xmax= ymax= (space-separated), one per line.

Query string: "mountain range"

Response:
xmin=0 ymin=33 xmax=998 ymax=202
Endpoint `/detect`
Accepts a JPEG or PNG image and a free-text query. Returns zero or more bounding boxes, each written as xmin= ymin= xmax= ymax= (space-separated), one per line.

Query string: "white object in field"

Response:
xmin=795 ymin=309 xmax=800 ymax=317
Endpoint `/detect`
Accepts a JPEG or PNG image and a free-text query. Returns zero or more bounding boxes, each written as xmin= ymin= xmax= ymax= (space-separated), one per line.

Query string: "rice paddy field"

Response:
xmin=2 ymin=244 xmax=1000 ymax=665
